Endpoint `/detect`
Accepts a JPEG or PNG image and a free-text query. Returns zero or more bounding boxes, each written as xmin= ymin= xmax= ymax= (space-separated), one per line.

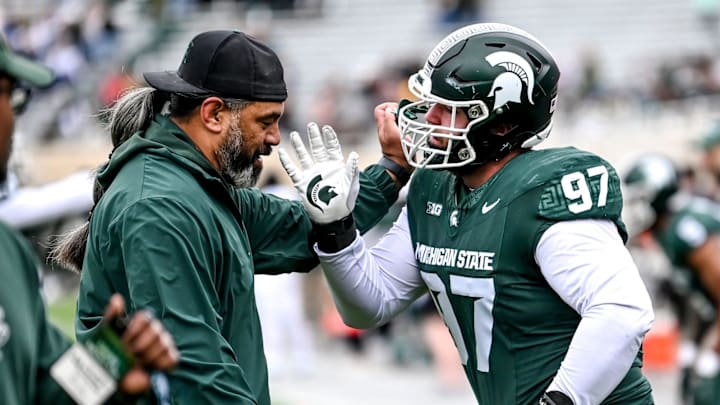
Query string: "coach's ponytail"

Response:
xmin=52 ymin=87 xmax=165 ymax=272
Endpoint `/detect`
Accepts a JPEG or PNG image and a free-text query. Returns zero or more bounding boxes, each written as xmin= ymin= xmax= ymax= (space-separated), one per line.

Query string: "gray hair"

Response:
xmin=104 ymin=86 xmax=159 ymax=148
xmin=52 ymin=86 xmax=161 ymax=272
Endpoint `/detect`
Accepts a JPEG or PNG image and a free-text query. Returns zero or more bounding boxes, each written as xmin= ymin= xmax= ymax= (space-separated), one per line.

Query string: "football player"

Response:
xmin=281 ymin=22 xmax=655 ymax=404
xmin=624 ymin=154 xmax=720 ymax=405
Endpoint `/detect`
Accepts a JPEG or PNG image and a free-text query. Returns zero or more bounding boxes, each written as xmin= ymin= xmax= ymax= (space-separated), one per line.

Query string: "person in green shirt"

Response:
xmin=0 ymin=36 xmax=178 ymax=404
xmin=624 ymin=154 xmax=720 ymax=405
xmin=281 ymin=23 xmax=655 ymax=404
xmin=53 ymin=30 xmax=406 ymax=404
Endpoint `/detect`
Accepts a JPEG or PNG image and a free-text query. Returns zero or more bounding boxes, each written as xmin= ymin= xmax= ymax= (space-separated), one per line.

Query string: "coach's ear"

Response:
xmin=199 ymin=96 xmax=227 ymax=134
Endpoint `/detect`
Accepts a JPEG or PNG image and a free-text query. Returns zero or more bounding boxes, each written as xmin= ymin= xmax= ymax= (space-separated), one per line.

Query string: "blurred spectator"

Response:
xmin=308 ymin=59 xmax=422 ymax=148
xmin=98 ymin=67 xmax=137 ymax=110
xmin=575 ymin=49 xmax=606 ymax=102
xmin=650 ymin=54 xmax=720 ymax=102
xmin=435 ymin=0 xmax=483 ymax=28
xmin=81 ymin=1 xmax=120 ymax=63
xmin=44 ymin=24 xmax=86 ymax=85
xmin=695 ymin=0 xmax=720 ymax=49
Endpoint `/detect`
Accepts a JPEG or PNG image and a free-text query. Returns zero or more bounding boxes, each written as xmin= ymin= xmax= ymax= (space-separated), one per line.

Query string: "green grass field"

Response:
xmin=47 ymin=292 xmax=77 ymax=340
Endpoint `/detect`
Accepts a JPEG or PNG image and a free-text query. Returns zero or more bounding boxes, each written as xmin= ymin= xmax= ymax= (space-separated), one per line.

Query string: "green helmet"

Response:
xmin=398 ymin=23 xmax=560 ymax=169
xmin=698 ymin=120 xmax=720 ymax=151
xmin=622 ymin=154 xmax=680 ymax=236
xmin=623 ymin=154 xmax=680 ymax=215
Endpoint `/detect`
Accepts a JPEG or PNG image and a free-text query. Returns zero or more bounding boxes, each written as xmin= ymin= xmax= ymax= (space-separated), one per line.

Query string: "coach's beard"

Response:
xmin=216 ymin=120 xmax=263 ymax=188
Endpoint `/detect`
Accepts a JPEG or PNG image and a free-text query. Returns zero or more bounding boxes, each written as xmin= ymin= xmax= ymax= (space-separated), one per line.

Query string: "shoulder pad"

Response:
xmin=528 ymin=147 xmax=624 ymax=222
xmin=671 ymin=196 xmax=720 ymax=245
xmin=489 ymin=147 xmax=625 ymax=237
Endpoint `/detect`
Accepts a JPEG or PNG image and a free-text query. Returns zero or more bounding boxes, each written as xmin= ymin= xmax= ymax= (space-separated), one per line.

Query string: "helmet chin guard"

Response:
xmin=398 ymin=71 xmax=489 ymax=169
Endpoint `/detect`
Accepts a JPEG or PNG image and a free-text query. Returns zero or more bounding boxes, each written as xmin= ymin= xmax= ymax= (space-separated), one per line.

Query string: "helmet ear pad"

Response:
xmin=461 ymin=102 xmax=551 ymax=166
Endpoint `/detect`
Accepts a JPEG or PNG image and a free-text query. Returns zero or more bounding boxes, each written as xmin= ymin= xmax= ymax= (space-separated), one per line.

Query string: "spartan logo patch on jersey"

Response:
xmin=307 ymin=174 xmax=338 ymax=213
xmin=485 ymin=51 xmax=535 ymax=111
xmin=450 ymin=210 xmax=460 ymax=227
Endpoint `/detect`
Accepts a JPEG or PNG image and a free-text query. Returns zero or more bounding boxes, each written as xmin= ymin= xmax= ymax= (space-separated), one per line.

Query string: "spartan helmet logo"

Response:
xmin=485 ymin=51 xmax=535 ymax=111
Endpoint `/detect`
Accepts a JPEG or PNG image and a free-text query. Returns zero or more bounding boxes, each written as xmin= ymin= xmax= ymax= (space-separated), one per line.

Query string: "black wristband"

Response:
xmin=378 ymin=156 xmax=411 ymax=185
xmin=539 ymin=391 xmax=573 ymax=405
xmin=314 ymin=215 xmax=357 ymax=253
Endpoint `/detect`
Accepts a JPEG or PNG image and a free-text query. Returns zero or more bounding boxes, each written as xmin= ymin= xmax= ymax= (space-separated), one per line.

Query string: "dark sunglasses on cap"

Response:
xmin=0 ymin=82 xmax=32 ymax=115
xmin=10 ymin=86 xmax=31 ymax=114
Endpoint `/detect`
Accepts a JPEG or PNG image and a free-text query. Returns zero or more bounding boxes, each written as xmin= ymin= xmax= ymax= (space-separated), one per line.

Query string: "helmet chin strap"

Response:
xmin=463 ymin=126 xmax=517 ymax=167
xmin=459 ymin=117 xmax=553 ymax=170
xmin=443 ymin=136 xmax=512 ymax=176
xmin=521 ymin=121 xmax=553 ymax=148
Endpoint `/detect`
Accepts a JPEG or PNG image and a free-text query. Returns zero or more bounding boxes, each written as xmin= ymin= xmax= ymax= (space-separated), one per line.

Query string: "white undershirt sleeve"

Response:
xmin=315 ymin=207 xmax=427 ymax=329
xmin=0 ymin=170 xmax=94 ymax=230
xmin=536 ymin=219 xmax=654 ymax=405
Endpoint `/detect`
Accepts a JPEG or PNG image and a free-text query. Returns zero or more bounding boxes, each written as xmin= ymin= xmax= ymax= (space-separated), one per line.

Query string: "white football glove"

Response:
xmin=279 ymin=122 xmax=360 ymax=224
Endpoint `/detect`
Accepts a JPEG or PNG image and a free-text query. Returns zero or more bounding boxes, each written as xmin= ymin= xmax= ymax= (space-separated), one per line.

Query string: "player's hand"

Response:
xmin=103 ymin=294 xmax=179 ymax=395
xmin=279 ymin=122 xmax=359 ymax=224
xmin=374 ymin=101 xmax=412 ymax=172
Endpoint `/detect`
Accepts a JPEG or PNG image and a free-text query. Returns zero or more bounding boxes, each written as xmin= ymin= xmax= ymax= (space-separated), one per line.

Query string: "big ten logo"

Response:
xmin=426 ymin=202 xmax=443 ymax=216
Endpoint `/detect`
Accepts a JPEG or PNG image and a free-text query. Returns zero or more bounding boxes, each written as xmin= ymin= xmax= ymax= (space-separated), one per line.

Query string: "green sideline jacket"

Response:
xmin=0 ymin=222 xmax=74 ymax=405
xmin=76 ymin=115 xmax=399 ymax=404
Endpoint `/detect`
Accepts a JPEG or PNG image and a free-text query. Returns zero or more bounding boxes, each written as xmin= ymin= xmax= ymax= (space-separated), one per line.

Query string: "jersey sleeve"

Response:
xmin=238 ymin=165 xmax=398 ymax=275
xmin=3 ymin=228 xmax=75 ymax=404
xmin=235 ymin=188 xmax=318 ymax=275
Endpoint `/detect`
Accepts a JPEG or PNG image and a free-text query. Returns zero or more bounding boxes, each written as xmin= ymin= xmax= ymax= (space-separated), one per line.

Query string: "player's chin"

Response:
xmin=428 ymin=136 xmax=449 ymax=150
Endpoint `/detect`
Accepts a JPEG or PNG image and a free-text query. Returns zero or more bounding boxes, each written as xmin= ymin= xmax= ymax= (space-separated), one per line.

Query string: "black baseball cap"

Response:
xmin=144 ymin=30 xmax=287 ymax=101
xmin=0 ymin=36 xmax=53 ymax=87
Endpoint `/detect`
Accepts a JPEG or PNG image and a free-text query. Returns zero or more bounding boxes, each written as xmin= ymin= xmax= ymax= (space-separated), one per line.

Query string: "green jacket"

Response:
xmin=76 ymin=115 xmax=398 ymax=404
xmin=0 ymin=221 xmax=74 ymax=405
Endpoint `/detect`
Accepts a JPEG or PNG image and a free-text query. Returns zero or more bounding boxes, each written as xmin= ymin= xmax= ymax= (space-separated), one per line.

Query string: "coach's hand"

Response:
xmin=279 ymin=122 xmax=359 ymax=224
xmin=104 ymin=294 xmax=179 ymax=396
